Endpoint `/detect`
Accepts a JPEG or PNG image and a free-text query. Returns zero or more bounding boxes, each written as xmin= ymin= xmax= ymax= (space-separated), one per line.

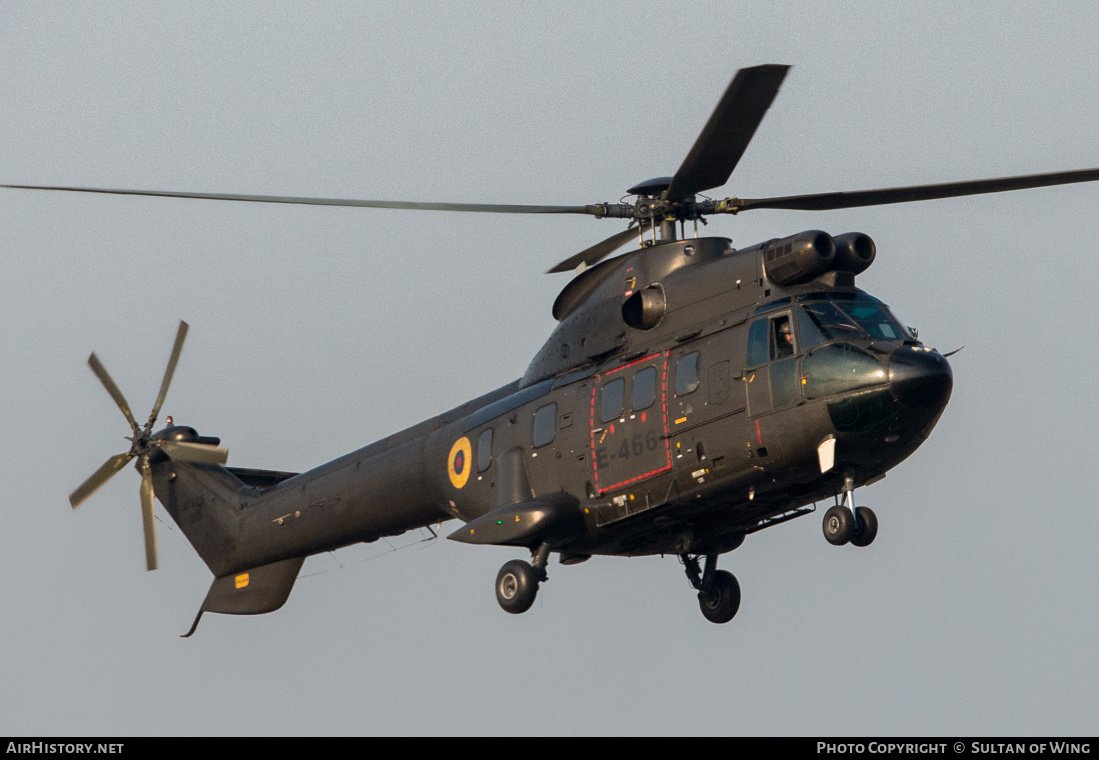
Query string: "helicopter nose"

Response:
xmin=888 ymin=346 xmax=953 ymax=410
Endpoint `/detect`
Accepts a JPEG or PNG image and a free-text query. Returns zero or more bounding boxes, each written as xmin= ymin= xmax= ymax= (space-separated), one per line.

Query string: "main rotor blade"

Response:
xmin=88 ymin=353 xmax=139 ymax=433
xmin=148 ymin=321 xmax=188 ymax=430
xmin=547 ymin=227 xmax=639 ymax=274
xmin=157 ymin=439 xmax=229 ymax=465
xmin=70 ymin=452 xmax=133 ymax=509
xmin=140 ymin=465 xmax=158 ymax=571
xmin=0 ymin=184 xmax=602 ymax=215
xmin=726 ymin=167 xmax=1099 ymax=213
xmin=665 ymin=64 xmax=790 ymax=203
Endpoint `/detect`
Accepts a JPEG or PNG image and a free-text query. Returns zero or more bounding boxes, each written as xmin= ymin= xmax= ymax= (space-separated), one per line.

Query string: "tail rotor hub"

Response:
xmin=68 ymin=320 xmax=228 ymax=571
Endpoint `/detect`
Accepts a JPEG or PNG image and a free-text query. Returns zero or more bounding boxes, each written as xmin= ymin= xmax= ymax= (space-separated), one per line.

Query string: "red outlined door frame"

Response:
xmin=589 ymin=352 xmax=672 ymax=495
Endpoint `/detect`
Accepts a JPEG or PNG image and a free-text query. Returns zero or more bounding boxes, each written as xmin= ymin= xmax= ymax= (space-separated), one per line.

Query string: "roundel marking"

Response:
xmin=448 ymin=437 xmax=473 ymax=489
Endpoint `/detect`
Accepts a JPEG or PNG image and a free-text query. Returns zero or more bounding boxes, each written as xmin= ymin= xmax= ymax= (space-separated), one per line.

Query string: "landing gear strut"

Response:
xmin=823 ymin=473 xmax=877 ymax=547
xmin=681 ymin=553 xmax=741 ymax=624
xmin=495 ymin=543 xmax=550 ymax=614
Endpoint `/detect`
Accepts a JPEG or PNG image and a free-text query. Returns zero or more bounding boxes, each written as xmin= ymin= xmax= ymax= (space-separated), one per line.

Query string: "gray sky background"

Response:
xmin=2 ymin=1 xmax=1097 ymax=736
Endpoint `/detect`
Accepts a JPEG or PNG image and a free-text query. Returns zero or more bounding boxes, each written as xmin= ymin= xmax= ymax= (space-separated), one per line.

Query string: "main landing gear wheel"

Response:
xmin=822 ymin=504 xmax=854 ymax=546
xmin=850 ymin=506 xmax=878 ymax=547
xmin=495 ymin=559 xmax=539 ymax=614
xmin=698 ymin=569 xmax=741 ymax=624
xmin=681 ymin=553 xmax=741 ymax=624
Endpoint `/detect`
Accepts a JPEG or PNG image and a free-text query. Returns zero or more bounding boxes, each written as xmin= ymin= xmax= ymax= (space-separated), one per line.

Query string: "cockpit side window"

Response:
xmin=771 ymin=314 xmax=795 ymax=360
xmin=747 ymin=319 xmax=769 ymax=367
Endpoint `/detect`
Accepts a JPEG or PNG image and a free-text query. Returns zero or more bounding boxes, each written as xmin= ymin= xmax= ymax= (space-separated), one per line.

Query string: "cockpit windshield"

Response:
xmin=840 ymin=301 xmax=906 ymax=340
xmin=797 ymin=293 xmax=913 ymax=348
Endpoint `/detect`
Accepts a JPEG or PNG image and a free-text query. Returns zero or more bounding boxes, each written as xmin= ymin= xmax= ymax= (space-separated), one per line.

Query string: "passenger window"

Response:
xmin=477 ymin=428 xmax=493 ymax=472
xmin=632 ymin=366 xmax=657 ymax=411
xmin=532 ymin=403 xmax=557 ymax=447
xmin=600 ymin=378 xmax=624 ymax=423
xmin=675 ymin=352 xmax=700 ymax=396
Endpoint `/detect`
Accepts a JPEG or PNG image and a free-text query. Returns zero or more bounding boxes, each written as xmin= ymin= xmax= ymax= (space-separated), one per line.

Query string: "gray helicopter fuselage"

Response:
xmin=152 ymin=234 xmax=952 ymax=577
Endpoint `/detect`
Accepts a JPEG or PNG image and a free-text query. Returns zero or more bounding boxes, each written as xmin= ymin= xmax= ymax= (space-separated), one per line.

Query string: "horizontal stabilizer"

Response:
xmin=182 ymin=556 xmax=305 ymax=637
xmin=227 ymin=466 xmax=300 ymax=489
xmin=448 ymin=495 xmax=581 ymax=547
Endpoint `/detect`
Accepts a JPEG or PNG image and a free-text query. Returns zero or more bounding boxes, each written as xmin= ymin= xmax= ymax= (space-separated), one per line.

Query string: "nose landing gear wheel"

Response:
xmin=823 ymin=504 xmax=854 ymax=545
xmin=698 ymin=570 xmax=741 ymax=624
xmin=495 ymin=559 xmax=539 ymax=614
xmin=850 ymin=506 xmax=878 ymax=547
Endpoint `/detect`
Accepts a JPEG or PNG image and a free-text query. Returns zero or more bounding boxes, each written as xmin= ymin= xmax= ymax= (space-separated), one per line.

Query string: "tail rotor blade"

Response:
xmin=88 ymin=354 xmax=139 ymax=433
xmin=140 ymin=465 xmax=158 ymax=571
xmin=157 ymin=439 xmax=229 ymax=465
xmin=148 ymin=321 xmax=189 ymax=429
xmin=70 ymin=452 xmax=134 ymax=509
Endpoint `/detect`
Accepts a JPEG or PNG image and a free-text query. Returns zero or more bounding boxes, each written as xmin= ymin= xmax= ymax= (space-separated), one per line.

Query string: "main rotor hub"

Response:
xmin=627 ymin=177 xmax=673 ymax=196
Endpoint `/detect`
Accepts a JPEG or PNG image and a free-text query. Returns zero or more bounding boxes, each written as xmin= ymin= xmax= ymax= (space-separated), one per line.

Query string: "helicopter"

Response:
xmin=11 ymin=64 xmax=1099 ymax=633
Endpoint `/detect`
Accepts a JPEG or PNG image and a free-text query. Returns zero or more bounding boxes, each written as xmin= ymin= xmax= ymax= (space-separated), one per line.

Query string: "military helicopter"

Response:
xmin=11 ymin=64 xmax=1099 ymax=632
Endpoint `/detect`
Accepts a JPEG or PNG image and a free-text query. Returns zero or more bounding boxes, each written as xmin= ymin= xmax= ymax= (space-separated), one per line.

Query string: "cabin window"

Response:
xmin=477 ymin=428 xmax=493 ymax=472
xmin=675 ymin=352 xmax=700 ymax=396
xmin=532 ymin=403 xmax=557 ymax=448
xmin=600 ymin=378 xmax=624 ymax=423
xmin=632 ymin=366 xmax=657 ymax=411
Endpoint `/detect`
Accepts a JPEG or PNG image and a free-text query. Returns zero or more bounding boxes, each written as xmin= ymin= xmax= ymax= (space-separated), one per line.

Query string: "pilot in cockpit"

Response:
xmin=774 ymin=317 xmax=794 ymax=359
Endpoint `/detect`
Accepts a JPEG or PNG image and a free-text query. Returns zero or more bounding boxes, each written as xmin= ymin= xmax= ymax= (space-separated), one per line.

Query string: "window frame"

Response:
xmin=477 ymin=427 xmax=493 ymax=472
xmin=532 ymin=402 xmax=557 ymax=448
xmin=674 ymin=351 xmax=700 ymax=397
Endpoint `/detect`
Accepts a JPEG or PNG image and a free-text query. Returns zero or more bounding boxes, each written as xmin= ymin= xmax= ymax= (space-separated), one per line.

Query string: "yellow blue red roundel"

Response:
xmin=447 ymin=437 xmax=473 ymax=489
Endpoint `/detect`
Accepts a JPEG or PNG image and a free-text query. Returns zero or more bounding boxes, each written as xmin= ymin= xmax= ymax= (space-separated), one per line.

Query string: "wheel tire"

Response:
xmin=822 ymin=505 xmax=854 ymax=546
xmin=850 ymin=506 xmax=878 ymax=547
xmin=698 ymin=570 xmax=741 ymax=624
xmin=495 ymin=559 xmax=539 ymax=614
